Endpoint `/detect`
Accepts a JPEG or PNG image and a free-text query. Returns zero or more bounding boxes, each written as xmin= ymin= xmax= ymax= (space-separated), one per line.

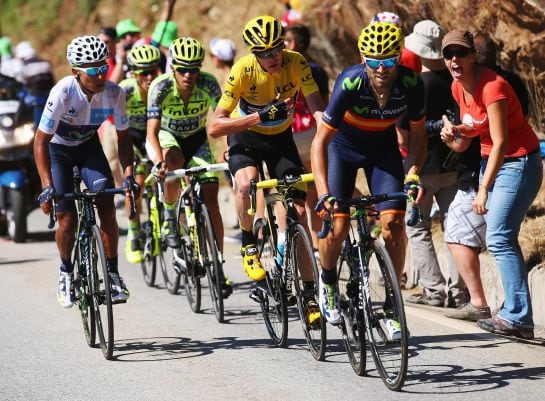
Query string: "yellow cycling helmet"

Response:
xmin=358 ymin=22 xmax=404 ymax=57
xmin=242 ymin=15 xmax=285 ymax=53
xmin=169 ymin=37 xmax=204 ymax=67
xmin=127 ymin=44 xmax=161 ymax=69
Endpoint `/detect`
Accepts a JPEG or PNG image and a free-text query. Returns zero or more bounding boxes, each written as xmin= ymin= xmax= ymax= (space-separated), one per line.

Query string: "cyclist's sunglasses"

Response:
xmin=135 ymin=68 xmax=159 ymax=77
xmin=173 ymin=65 xmax=200 ymax=75
xmin=254 ymin=45 xmax=284 ymax=59
xmin=364 ymin=56 xmax=399 ymax=70
xmin=74 ymin=64 xmax=109 ymax=76
xmin=443 ymin=47 xmax=471 ymax=60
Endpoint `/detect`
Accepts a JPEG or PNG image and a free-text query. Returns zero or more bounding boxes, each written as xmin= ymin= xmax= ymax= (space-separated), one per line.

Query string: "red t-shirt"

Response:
xmin=399 ymin=48 xmax=422 ymax=73
xmin=452 ymin=68 xmax=537 ymax=157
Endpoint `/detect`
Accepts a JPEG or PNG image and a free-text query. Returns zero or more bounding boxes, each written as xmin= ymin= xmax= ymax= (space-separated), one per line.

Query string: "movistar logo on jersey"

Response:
xmin=342 ymin=77 xmax=362 ymax=91
xmin=351 ymin=105 xmax=369 ymax=114
xmin=403 ymin=72 xmax=419 ymax=88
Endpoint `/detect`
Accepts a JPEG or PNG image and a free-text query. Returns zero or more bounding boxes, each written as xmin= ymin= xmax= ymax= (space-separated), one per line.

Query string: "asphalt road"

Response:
xmin=1 ymin=207 xmax=544 ymax=401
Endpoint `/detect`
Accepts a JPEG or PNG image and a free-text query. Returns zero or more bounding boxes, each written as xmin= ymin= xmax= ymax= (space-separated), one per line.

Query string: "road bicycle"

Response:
xmin=249 ymin=172 xmax=326 ymax=361
xmin=318 ymin=192 xmax=418 ymax=390
xmin=48 ymin=177 xmax=136 ymax=360
xmin=142 ymin=162 xmax=230 ymax=322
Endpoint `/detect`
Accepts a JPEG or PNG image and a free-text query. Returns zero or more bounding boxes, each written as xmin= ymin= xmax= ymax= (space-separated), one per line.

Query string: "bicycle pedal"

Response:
xmin=112 ymin=299 xmax=127 ymax=305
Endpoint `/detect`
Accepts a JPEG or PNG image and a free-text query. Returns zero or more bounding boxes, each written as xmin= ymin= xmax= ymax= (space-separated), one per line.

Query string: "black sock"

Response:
xmin=60 ymin=259 xmax=74 ymax=273
xmin=321 ymin=268 xmax=337 ymax=285
xmin=241 ymin=229 xmax=255 ymax=247
xmin=107 ymin=257 xmax=119 ymax=274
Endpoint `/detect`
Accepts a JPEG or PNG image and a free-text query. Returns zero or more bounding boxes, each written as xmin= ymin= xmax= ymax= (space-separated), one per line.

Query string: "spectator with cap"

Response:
xmin=12 ymin=41 xmax=55 ymax=129
xmin=209 ymin=38 xmax=236 ymax=88
xmin=0 ymin=36 xmax=18 ymax=78
xmin=401 ymin=19 xmax=468 ymax=309
xmin=150 ymin=0 xmax=178 ymax=73
xmin=115 ymin=19 xmax=142 ymax=79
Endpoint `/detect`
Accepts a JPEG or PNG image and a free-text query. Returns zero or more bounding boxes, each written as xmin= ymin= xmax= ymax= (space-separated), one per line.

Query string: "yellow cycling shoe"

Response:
xmin=241 ymin=245 xmax=265 ymax=281
xmin=306 ymin=298 xmax=322 ymax=327
xmin=125 ymin=238 xmax=143 ymax=264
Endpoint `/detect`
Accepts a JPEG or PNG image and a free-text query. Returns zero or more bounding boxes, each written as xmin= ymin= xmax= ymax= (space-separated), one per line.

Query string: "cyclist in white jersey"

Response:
xmin=34 ymin=36 xmax=137 ymax=308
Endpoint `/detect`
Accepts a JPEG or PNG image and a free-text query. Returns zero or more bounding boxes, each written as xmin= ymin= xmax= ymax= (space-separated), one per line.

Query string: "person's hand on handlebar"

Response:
xmin=315 ymin=193 xmax=337 ymax=220
xmin=38 ymin=186 xmax=56 ymax=214
xmin=152 ymin=161 xmax=167 ymax=180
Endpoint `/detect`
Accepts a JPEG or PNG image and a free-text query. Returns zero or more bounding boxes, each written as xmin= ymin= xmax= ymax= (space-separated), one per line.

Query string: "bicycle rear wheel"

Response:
xmin=253 ymin=218 xmax=288 ymax=347
xmin=73 ymin=236 xmax=96 ymax=347
xmin=90 ymin=226 xmax=114 ymax=360
xmin=200 ymin=204 xmax=224 ymax=323
xmin=290 ymin=224 xmax=326 ymax=361
xmin=364 ymin=240 xmax=408 ymax=391
xmin=337 ymin=242 xmax=366 ymax=375
xmin=160 ymin=245 xmax=181 ymax=294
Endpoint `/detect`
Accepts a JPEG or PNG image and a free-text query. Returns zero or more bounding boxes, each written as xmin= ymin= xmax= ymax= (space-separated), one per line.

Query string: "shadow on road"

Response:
xmin=402 ymin=333 xmax=545 ymax=393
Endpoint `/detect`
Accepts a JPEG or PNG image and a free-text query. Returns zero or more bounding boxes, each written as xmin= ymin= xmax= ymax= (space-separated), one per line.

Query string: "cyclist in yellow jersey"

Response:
xmin=209 ymin=16 xmax=324 ymax=322
xmin=147 ymin=37 xmax=232 ymax=297
xmin=119 ymin=45 xmax=162 ymax=264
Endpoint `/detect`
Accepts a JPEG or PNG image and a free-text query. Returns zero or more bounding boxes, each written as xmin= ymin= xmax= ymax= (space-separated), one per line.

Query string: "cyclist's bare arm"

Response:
xmin=304 ymin=91 xmax=325 ymax=124
xmin=310 ymin=123 xmax=336 ymax=200
xmin=404 ymin=118 xmax=427 ymax=177
xmin=208 ymin=106 xmax=262 ymax=138
xmin=116 ymin=128 xmax=135 ymax=177
xmin=34 ymin=129 xmax=54 ymax=190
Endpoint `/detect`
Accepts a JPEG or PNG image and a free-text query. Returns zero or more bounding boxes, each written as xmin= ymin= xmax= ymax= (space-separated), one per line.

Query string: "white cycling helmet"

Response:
xmin=66 ymin=35 xmax=109 ymax=66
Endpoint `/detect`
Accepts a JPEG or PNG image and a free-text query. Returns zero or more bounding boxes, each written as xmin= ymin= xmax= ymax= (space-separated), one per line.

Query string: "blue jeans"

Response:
xmin=481 ymin=151 xmax=543 ymax=327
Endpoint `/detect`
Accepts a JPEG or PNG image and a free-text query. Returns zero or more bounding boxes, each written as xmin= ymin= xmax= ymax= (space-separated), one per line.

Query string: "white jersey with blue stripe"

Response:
xmin=38 ymin=76 xmax=129 ymax=146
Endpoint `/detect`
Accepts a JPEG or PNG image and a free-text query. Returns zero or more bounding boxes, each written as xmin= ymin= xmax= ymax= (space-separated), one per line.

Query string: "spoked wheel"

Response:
xmin=253 ymin=218 xmax=288 ymax=347
xmin=178 ymin=207 xmax=201 ymax=312
xmin=73 ymin=237 xmax=95 ymax=347
xmin=200 ymin=204 xmax=224 ymax=323
xmin=290 ymin=224 xmax=326 ymax=361
xmin=90 ymin=226 xmax=114 ymax=360
xmin=337 ymin=243 xmax=366 ymax=375
xmin=160 ymin=243 xmax=181 ymax=295
xmin=363 ymin=241 xmax=408 ymax=391
xmin=140 ymin=219 xmax=157 ymax=287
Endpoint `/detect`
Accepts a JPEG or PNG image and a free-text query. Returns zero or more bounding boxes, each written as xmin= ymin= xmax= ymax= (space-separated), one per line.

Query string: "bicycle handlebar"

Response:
xmin=247 ymin=173 xmax=314 ymax=216
xmin=47 ymin=187 xmax=135 ymax=228
xmin=316 ymin=191 xmax=421 ymax=238
xmin=150 ymin=162 xmax=229 ymax=179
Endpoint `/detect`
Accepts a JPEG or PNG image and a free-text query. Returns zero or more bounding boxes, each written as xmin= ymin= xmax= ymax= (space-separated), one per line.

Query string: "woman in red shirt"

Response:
xmin=440 ymin=29 xmax=542 ymax=339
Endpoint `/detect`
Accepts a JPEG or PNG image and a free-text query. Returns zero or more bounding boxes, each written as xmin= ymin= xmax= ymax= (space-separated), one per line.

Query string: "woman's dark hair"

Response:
xmin=285 ymin=23 xmax=311 ymax=53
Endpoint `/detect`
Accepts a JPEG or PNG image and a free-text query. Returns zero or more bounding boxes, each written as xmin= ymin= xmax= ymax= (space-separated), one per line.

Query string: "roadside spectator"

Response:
xmin=115 ymin=19 xmax=142 ymax=80
xmin=12 ymin=41 xmax=55 ymax=129
xmin=98 ymin=27 xmax=123 ymax=83
xmin=0 ymin=36 xmax=18 ymax=78
xmin=209 ymin=38 xmax=236 ymax=88
xmin=150 ymin=0 xmax=178 ymax=73
xmin=440 ymin=29 xmax=542 ymax=339
xmin=401 ymin=20 xmax=468 ymax=308
xmin=444 ymin=32 xmax=531 ymax=322
xmin=284 ymin=23 xmax=329 ymax=252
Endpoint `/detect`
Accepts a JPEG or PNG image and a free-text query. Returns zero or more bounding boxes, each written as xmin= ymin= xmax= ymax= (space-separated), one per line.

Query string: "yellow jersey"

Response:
xmin=218 ymin=50 xmax=319 ymax=135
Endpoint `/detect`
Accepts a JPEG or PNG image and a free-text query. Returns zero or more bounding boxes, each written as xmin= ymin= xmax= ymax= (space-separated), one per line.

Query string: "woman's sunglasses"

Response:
xmin=74 ymin=64 xmax=109 ymax=77
xmin=443 ymin=47 xmax=470 ymax=60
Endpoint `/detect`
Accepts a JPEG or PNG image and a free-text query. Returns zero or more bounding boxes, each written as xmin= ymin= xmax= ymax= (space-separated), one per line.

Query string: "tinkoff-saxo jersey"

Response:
xmin=38 ymin=76 xmax=128 ymax=146
xmin=218 ymin=50 xmax=319 ymax=135
xmin=147 ymin=71 xmax=221 ymax=139
xmin=322 ymin=64 xmax=425 ymax=136
xmin=119 ymin=77 xmax=147 ymax=136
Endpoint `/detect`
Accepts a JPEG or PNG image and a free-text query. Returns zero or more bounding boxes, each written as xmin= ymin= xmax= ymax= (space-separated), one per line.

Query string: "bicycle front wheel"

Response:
xmin=364 ymin=240 xmax=408 ymax=391
xmin=200 ymin=204 xmax=224 ymax=323
xmin=73 ymin=236 xmax=95 ymax=347
xmin=253 ymin=217 xmax=288 ymax=347
xmin=337 ymin=243 xmax=366 ymax=375
xmin=290 ymin=224 xmax=326 ymax=361
xmin=90 ymin=225 xmax=114 ymax=360
xmin=179 ymin=208 xmax=201 ymax=312
xmin=140 ymin=219 xmax=157 ymax=287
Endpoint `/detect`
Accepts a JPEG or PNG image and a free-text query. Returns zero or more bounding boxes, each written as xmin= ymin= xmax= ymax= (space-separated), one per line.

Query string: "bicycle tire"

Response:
xmin=179 ymin=206 xmax=201 ymax=312
xmin=253 ymin=218 xmax=288 ymax=347
xmin=90 ymin=225 xmax=114 ymax=360
xmin=290 ymin=224 xmax=327 ymax=361
xmin=140 ymin=204 xmax=157 ymax=287
xmin=73 ymin=234 xmax=96 ymax=347
xmin=200 ymin=204 xmax=224 ymax=323
xmin=159 ymin=200 xmax=182 ymax=295
xmin=337 ymin=242 xmax=366 ymax=375
xmin=363 ymin=240 xmax=408 ymax=391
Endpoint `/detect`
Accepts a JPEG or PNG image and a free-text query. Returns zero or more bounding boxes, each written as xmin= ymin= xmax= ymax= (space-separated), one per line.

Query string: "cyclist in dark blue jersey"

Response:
xmin=311 ymin=22 xmax=427 ymax=337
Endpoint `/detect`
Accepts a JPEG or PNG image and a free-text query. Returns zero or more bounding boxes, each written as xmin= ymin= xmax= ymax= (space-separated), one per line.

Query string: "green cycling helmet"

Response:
xmin=169 ymin=37 xmax=204 ymax=67
xmin=127 ymin=44 xmax=161 ymax=69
